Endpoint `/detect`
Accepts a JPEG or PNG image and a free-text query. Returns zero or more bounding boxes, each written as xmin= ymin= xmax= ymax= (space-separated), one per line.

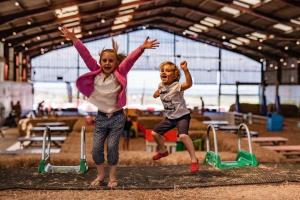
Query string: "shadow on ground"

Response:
xmin=0 ymin=163 xmax=299 ymax=190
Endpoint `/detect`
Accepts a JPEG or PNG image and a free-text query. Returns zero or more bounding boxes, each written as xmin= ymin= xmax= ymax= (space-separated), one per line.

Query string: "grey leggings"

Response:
xmin=92 ymin=111 xmax=126 ymax=165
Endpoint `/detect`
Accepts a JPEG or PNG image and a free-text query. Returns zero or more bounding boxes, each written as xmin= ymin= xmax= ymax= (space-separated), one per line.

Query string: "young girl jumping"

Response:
xmin=60 ymin=27 xmax=159 ymax=187
xmin=152 ymin=60 xmax=199 ymax=173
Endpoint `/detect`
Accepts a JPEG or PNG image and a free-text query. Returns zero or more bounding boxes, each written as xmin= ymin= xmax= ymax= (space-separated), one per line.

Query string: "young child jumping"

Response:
xmin=60 ymin=27 xmax=159 ymax=187
xmin=152 ymin=60 xmax=199 ymax=173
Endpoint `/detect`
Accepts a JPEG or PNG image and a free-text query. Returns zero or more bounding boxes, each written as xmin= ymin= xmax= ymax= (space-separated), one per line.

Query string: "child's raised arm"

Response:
xmin=153 ymin=89 xmax=160 ymax=98
xmin=118 ymin=37 xmax=160 ymax=75
xmin=59 ymin=26 xmax=78 ymax=43
xmin=180 ymin=61 xmax=193 ymax=91
xmin=59 ymin=26 xmax=99 ymax=71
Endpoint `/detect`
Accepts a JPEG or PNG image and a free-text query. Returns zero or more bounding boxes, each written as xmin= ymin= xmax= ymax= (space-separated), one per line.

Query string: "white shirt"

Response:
xmin=158 ymin=81 xmax=190 ymax=119
xmin=88 ymin=73 xmax=121 ymax=113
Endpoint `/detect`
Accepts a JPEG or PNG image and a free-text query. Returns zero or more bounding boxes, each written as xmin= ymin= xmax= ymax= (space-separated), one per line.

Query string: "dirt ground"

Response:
xmin=1 ymin=117 xmax=300 ymax=199
xmin=0 ymin=183 xmax=299 ymax=200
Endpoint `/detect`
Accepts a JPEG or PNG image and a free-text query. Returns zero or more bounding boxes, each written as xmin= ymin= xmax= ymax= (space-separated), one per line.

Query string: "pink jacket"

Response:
xmin=74 ymin=40 xmax=144 ymax=108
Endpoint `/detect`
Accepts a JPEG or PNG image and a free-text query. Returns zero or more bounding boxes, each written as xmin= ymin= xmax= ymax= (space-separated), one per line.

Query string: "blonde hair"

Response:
xmin=159 ymin=61 xmax=180 ymax=81
xmin=98 ymin=38 xmax=126 ymax=64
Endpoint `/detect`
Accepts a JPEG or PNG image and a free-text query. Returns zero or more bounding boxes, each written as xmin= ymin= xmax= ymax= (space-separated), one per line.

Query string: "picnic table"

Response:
xmin=218 ymin=125 xmax=259 ymax=137
xmin=18 ymin=136 xmax=66 ymax=148
xmin=36 ymin=122 xmax=66 ymax=127
xmin=202 ymin=120 xmax=229 ymax=127
xmin=263 ymin=145 xmax=300 ymax=161
xmin=30 ymin=126 xmax=70 ymax=135
xmin=250 ymin=137 xmax=288 ymax=146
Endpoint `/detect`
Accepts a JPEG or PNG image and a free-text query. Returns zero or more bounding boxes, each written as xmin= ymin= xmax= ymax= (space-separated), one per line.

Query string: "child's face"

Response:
xmin=100 ymin=51 xmax=118 ymax=75
xmin=160 ymin=64 xmax=177 ymax=85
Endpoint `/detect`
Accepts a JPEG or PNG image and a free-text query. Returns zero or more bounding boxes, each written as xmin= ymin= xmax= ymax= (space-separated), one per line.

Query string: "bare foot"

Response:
xmin=107 ymin=179 xmax=118 ymax=188
xmin=90 ymin=177 xmax=104 ymax=187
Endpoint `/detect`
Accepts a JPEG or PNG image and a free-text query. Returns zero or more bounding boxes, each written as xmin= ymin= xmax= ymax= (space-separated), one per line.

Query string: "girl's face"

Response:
xmin=100 ymin=51 xmax=118 ymax=75
xmin=160 ymin=64 xmax=178 ymax=85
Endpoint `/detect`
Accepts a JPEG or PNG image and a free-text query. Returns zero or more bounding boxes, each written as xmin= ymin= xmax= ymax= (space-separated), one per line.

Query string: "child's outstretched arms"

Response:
xmin=59 ymin=26 xmax=79 ymax=44
xmin=141 ymin=37 xmax=160 ymax=50
xmin=180 ymin=61 xmax=193 ymax=91
xmin=59 ymin=26 xmax=99 ymax=71
xmin=118 ymin=37 xmax=160 ymax=75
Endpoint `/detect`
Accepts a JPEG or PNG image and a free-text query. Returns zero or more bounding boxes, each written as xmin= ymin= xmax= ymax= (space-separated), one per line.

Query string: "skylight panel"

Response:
xmin=55 ymin=5 xmax=78 ymax=18
xmin=220 ymin=6 xmax=240 ymax=17
xmin=273 ymin=23 xmax=293 ymax=33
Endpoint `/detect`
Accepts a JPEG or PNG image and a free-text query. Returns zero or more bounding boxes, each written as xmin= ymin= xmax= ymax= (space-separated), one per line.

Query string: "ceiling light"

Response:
xmin=194 ymin=24 xmax=208 ymax=31
xmin=200 ymin=20 xmax=214 ymax=27
xmin=251 ymin=32 xmax=267 ymax=39
xmin=189 ymin=26 xmax=202 ymax=33
xmin=236 ymin=37 xmax=250 ymax=44
xmin=233 ymin=1 xmax=250 ymax=8
xmin=101 ymin=19 xmax=106 ymax=23
xmin=1 ymin=38 xmax=5 ymax=42
xmin=14 ymin=1 xmax=20 ymax=6
xmin=291 ymin=64 xmax=295 ymax=68
xmin=121 ymin=0 xmax=139 ymax=3
xmin=258 ymin=46 xmax=262 ymax=50
xmin=114 ymin=15 xmax=132 ymax=25
xmin=13 ymin=32 xmax=16 ymax=35
xmin=296 ymin=41 xmax=300 ymax=45
xmin=119 ymin=4 xmax=139 ymax=11
xmin=280 ymin=58 xmax=284 ymax=62
xmin=112 ymin=24 xmax=127 ymax=30
xmin=36 ymin=36 xmax=41 ymax=40
xmin=8 ymin=43 xmax=12 ymax=47
xmin=88 ymin=31 xmax=92 ymax=35
xmin=203 ymin=17 xmax=221 ymax=26
xmin=238 ymin=0 xmax=261 ymax=5
xmin=119 ymin=9 xmax=135 ymax=15
xmin=27 ymin=21 xmax=32 ymax=25
xmin=220 ymin=6 xmax=240 ymax=17
xmin=284 ymin=46 xmax=289 ymax=50
xmin=22 ymin=43 xmax=25 ymax=47
xmin=230 ymin=39 xmax=243 ymax=45
xmin=61 ymin=41 xmax=64 ymax=45
xmin=182 ymin=30 xmax=198 ymax=38
xmin=246 ymin=35 xmax=258 ymax=40
xmin=222 ymin=35 xmax=226 ymax=40
xmin=260 ymin=58 xmax=264 ymax=62
xmin=223 ymin=41 xmax=237 ymax=49
xmin=55 ymin=5 xmax=78 ymax=18
xmin=273 ymin=23 xmax=293 ymax=33
xmin=290 ymin=19 xmax=300 ymax=25
xmin=283 ymin=62 xmax=287 ymax=66
xmin=63 ymin=21 xmax=80 ymax=28
xmin=25 ymin=47 xmax=28 ymax=51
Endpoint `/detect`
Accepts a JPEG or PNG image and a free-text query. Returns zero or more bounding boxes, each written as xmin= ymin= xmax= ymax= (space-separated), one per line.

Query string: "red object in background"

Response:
xmin=85 ymin=115 xmax=94 ymax=125
xmin=145 ymin=129 xmax=177 ymax=142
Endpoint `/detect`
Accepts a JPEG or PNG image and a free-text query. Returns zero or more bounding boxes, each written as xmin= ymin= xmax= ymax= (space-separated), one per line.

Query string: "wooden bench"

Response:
xmin=18 ymin=136 xmax=66 ymax=148
xmin=250 ymin=137 xmax=288 ymax=146
xmin=145 ymin=141 xmax=177 ymax=153
xmin=263 ymin=145 xmax=300 ymax=161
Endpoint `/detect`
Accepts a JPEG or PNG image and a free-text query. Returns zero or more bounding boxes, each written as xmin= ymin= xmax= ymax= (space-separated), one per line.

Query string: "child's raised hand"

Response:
xmin=59 ymin=26 xmax=78 ymax=42
xmin=180 ymin=61 xmax=188 ymax=70
xmin=142 ymin=37 xmax=160 ymax=49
